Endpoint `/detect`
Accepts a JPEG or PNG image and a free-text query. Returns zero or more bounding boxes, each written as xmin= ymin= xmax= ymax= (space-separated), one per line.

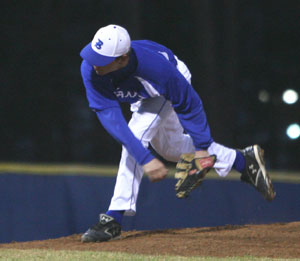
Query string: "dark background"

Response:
xmin=1 ymin=0 xmax=299 ymax=170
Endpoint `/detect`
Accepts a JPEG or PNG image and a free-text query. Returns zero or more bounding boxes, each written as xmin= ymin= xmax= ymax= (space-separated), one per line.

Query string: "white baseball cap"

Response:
xmin=80 ymin=24 xmax=131 ymax=66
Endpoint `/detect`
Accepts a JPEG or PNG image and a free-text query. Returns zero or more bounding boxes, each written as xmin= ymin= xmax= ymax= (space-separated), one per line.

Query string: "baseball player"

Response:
xmin=79 ymin=24 xmax=275 ymax=243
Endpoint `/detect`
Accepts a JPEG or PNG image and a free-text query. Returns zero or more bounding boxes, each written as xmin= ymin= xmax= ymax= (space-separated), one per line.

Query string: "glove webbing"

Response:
xmin=175 ymin=154 xmax=216 ymax=198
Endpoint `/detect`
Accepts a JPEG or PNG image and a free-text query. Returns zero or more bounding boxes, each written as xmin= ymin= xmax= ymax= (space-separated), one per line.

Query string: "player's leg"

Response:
xmin=150 ymin=104 xmax=275 ymax=201
xmin=81 ymin=96 xmax=172 ymax=242
xmin=170 ymin=55 xmax=275 ymax=200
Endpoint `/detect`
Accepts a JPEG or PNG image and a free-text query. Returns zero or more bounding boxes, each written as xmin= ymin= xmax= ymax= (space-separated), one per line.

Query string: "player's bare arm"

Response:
xmin=195 ymin=150 xmax=210 ymax=158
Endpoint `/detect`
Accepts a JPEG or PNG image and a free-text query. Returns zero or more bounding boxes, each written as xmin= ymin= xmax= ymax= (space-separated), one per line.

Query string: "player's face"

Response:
xmin=93 ymin=61 xmax=120 ymax=76
xmin=93 ymin=55 xmax=129 ymax=76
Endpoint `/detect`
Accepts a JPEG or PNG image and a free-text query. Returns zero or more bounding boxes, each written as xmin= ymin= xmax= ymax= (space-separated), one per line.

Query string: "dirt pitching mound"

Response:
xmin=1 ymin=222 xmax=300 ymax=258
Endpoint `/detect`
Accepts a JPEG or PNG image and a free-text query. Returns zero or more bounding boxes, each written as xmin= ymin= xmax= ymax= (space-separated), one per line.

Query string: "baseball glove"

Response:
xmin=175 ymin=153 xmax=217 ymax=198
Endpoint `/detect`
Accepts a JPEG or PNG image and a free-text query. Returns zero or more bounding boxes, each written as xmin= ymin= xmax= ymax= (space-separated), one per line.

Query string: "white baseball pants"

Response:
xmin=108 ymin=58 xmax=236 ymax=216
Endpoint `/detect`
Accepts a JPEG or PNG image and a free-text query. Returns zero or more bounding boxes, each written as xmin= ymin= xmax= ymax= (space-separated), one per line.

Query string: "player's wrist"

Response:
xmin=195 ymin=150 xmax=210 ymax=158
xmin=140 ymin=152 xmax=155 ymax=166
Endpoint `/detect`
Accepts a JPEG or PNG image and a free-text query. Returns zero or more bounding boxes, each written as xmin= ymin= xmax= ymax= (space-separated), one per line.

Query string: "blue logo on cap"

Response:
xmin=95 ymin=39 xmax=103 ymax=49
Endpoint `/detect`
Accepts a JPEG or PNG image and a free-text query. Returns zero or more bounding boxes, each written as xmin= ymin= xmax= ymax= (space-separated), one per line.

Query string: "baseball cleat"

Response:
xmin=81 ymin=214 xmax=121 ymax=243
xmin=240 ymin=145 xmax=276 ymax=201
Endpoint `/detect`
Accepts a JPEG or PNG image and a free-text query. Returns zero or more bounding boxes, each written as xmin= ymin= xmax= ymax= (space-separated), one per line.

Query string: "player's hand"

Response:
xmin=143 ymin=158 xmax=168 ymax=182
xmin=195 ymin=150 xmax=210 ymax=158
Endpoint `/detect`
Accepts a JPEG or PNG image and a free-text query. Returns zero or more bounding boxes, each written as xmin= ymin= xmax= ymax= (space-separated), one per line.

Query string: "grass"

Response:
xmin=0 ymin=162 xmax=299 ymax=184
xmin=0 ymin=249 xmax=297 ymax=261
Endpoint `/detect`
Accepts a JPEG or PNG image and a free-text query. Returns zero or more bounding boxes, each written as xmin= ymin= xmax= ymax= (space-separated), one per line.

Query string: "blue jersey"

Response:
xmin=80 ymin=40 xmax=213 ymax=165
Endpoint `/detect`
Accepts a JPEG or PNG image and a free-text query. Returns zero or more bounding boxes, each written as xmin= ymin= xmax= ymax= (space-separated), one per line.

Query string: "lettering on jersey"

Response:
xmin=114 ymin=88 xmax=144 ymax=100
xmin=95 ymin=39 xmax=103 ymax=49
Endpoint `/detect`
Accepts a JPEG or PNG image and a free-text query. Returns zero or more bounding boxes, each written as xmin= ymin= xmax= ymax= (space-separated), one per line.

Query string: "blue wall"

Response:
xmin=0 ymin=173 xmax=299 ymax=243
